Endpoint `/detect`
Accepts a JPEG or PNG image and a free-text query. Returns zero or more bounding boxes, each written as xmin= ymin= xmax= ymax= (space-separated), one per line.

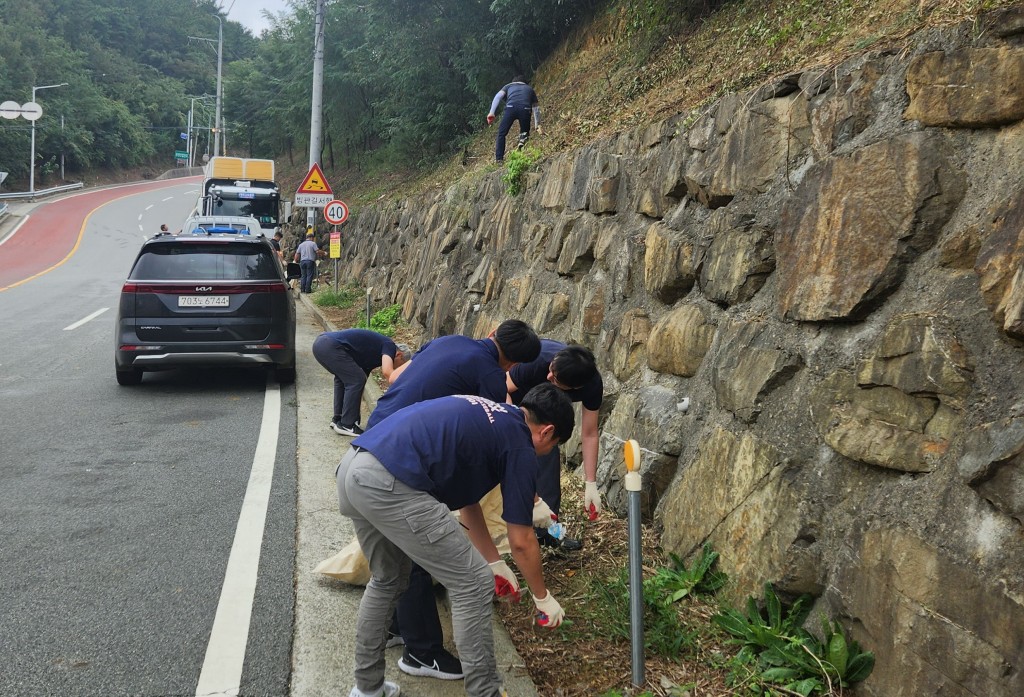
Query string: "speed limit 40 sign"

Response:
xmin=323 ymin=199 xmax=349 ymax=225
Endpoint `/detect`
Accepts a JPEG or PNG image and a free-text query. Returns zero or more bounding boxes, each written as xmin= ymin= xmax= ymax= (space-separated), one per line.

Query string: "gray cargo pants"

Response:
xmin=336 ymin=447 xmax=502 ymax=696
xmin=311 ymin=334 xmax=367 ymax=428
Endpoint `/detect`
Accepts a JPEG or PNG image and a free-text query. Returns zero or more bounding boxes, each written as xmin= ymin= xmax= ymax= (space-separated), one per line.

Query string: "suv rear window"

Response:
xmin=129 ymin=243 xmax=280 ymax=281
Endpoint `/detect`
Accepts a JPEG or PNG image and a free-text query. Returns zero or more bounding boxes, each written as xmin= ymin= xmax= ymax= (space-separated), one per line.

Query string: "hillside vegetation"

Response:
xmin=338 ymin=0 xmax=1019 ymax=202
xmin=2 ymin=0 xmax=1012 ymax=198
xmin=0 ymin=0 xmax=256 ymax=185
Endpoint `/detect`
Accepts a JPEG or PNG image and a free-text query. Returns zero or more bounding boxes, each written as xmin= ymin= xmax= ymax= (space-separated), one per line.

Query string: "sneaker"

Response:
xmin=398 ymin=648 xmax=464 ymax=680
xmin=536 ymin=527 xmax=583 ymax=551
xmin=333 ymin=423 xmax=364 ymax=437
xmin=347 ymin=681 xmax=400 ymax=697
xmin=385 ymin=631 xmax=404 ymax=648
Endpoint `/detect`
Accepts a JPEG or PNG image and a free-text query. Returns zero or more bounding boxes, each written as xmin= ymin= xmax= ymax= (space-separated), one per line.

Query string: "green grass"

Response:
xmin=356 ymin=303 xmax=403 ymax=337
xmin=312 ymin=282 xmax=363 ymax=309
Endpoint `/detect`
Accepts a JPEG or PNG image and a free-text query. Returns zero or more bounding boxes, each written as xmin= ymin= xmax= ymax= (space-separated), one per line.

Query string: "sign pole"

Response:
xmin=324 ymin=199 xmax=348 ymax=298
xmin=333 ymin=223 xmax=339 ymax=294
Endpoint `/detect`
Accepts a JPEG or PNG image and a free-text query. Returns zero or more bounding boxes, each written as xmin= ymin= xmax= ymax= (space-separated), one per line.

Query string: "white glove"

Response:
xmin=532 ymin=498 xmax=556 ymax=528
xmin=532 ymin=591 xmax=565 ymax=628
xmin=584 ymin=481 xmax=602 ymax=519
xmin=489 ymin=560 xmax=521 ymax=602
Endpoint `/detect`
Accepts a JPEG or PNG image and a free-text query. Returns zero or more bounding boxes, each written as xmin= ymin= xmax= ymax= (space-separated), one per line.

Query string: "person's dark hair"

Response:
xmin=511 ymin=75 xmax=524 ymax=83
xmin=551 ymin=345 xmax=597 ymax=389
xmin=493 ymin=319 xmax=540 ymax=364
xmin=521 ymin=382 xmax=574 ymax=443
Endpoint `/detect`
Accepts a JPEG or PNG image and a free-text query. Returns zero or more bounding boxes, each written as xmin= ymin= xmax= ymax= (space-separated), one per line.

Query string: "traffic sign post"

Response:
xmin=324 ymin=201 xmax=348 ymax=294
xmin=329 ymin=230 xmax=341 ymax=293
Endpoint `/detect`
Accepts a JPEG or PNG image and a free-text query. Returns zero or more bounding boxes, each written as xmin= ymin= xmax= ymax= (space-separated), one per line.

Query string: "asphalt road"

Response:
xmin=0 ymin=181 xmax=296 ymax=696
xmin=0 ymin=181 xmax=536 ymax=697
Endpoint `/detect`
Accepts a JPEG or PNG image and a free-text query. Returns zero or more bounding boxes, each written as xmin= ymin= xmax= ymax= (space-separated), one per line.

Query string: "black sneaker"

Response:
xmin=536 ymin=527 xmax=583 ymax=552
xmin=398 ymin=648 xmax=464 ymax=680
xmin=335 ymin=423 xmax=364 ymax=437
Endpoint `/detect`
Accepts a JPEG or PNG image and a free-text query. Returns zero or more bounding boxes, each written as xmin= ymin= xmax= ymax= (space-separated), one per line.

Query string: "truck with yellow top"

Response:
xmin=197 ymin=156 xmax=281 ymax=234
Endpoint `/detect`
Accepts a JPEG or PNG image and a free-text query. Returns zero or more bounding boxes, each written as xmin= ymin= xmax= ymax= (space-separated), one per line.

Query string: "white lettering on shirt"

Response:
xmin=455 ymin=394 xmax=510 ymax=424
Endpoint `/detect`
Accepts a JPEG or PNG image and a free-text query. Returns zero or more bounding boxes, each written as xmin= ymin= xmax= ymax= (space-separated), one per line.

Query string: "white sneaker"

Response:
xmin=347 ymin=681 xmax=400 ymax=697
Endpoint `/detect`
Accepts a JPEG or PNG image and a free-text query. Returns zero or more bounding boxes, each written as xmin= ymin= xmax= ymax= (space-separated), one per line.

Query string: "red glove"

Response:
xmin=585 ymin=481 xmax=601 ymax=520
xmin=489 ymin=560 xmax=521 ymax=602
xmin=532 ymin=591 xmax=565 ymax=628
xmin=486 ymin=114 xmax=495 ymax=125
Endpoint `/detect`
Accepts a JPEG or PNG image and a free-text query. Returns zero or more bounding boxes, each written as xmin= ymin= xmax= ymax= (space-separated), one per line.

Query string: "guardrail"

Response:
xmin=0 ymin=182 xmax=84 ymax=201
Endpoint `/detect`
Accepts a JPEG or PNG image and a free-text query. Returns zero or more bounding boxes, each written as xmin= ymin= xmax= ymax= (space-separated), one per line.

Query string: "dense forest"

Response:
xmin=0 ymin=0 xmax=602 ymax=189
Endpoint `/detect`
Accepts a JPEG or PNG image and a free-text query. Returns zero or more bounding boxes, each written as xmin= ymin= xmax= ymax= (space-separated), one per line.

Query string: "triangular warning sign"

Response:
xmin=296 ymin=163 xmax=334 ymax=195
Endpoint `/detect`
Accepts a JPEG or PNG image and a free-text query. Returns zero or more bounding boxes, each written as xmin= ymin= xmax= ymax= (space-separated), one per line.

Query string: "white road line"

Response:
xmin=0 ymin=214 xmax=29 ymax=247
xmin=162 ymin=196 xmax=174 ymax=202
xmin=145 ymin=204 xmax=154 ymax=210
xmin=195 ymin=377 xmax=281 ymax=697
xmin=137 ymin=213 xmax=143 ymax=221
xmin=62 ymin=307 xmax=109 ymax=331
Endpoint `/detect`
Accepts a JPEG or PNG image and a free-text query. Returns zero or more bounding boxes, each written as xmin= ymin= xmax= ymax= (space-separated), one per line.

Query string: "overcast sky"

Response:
xmin=222 ymin=0 xmax=290 ymax=36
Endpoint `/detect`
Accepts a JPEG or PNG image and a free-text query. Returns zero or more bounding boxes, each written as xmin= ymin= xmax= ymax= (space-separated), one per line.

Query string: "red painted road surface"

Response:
xmin=0 ymin=178 xmax=200 ymax=291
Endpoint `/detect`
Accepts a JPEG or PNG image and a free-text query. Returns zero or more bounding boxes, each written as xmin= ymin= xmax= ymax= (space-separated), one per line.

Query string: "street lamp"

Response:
xmin=187 ymin=94 xmax=215 ymax=167
xmin=30 ymin=82 xmax=68 ymax=194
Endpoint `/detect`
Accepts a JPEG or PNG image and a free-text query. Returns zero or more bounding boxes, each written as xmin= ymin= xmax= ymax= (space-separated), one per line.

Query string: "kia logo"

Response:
xmin=196 ymin=286 xmax=213 ymax=292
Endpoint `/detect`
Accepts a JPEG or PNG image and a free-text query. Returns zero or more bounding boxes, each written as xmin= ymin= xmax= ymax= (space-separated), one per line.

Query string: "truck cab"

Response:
xmin=199 ymin=157 xmax=281 ymax=234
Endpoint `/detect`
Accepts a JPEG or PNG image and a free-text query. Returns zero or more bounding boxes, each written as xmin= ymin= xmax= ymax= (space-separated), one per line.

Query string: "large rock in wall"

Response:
xmin=340 ymin=11 xmax=1024 ymax=697
xmin=776 ymin=132 xmax=965 ymax=321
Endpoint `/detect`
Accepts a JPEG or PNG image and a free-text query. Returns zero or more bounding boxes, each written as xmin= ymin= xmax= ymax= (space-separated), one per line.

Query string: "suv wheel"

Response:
xmin=116 ymin=368 xmax=143 ymax=386
xmin=275 ymin=367 xmax=296 ymax=385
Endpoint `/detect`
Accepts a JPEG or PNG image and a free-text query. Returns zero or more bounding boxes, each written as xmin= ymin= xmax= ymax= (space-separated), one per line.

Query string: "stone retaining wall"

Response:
xmin=339 ymin=9 xmax=1024 ymax=696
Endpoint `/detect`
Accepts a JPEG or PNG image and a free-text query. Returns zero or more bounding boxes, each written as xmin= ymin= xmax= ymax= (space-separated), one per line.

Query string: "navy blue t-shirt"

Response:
xmin=502 ymin=82 xmax=538 ymax=110
xmin=366 ymin=335 xmax=507 ymax=429
xmin=321 ymin=329 xmax=398 ymax=375
xmin=353 ymin=395 xmax=539 ymax=526
xmin=509 ymin=339 xmax=603 ymax=411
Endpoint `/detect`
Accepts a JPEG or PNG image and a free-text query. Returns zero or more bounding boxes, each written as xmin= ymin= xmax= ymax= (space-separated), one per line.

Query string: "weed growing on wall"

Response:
xmin=713 ymin=583 xmax=875 ymax=695
xmin=501 ymin=146 xmax=542 ymax=196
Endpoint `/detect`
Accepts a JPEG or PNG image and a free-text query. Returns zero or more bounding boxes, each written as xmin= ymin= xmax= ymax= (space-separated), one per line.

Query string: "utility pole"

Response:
xmin=213 ymin=13 xmax=224 ymax=158
xmin=188 ymin=19 xmax=223 ymax=157
xmin=307 ymin=0 xmax=326 ymax=227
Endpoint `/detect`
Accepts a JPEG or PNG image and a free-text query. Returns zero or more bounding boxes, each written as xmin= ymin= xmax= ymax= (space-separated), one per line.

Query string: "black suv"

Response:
xmin=114 ymin=231 xmax=299 ymax=385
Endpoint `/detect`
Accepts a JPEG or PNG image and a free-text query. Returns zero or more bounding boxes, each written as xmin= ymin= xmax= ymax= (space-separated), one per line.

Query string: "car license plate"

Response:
xmin=178 ymin=295 xmax=229 ymax=307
